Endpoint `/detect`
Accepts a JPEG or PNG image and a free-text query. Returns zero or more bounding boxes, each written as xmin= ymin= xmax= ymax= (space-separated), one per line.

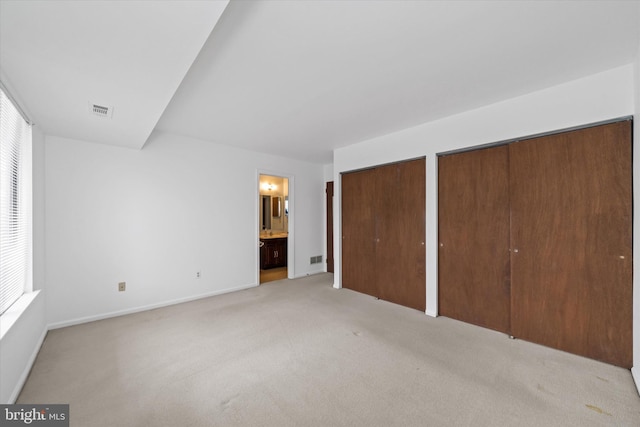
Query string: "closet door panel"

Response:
xmin=510 ymin=121 xmax=632 ymax=368
xmin=376 ymin=158 xmax=426 ymax=311
xmin=438 ymin=146 xmax=511 ymax=333
xmin=341 ymin=169 xmax=378 ymax=297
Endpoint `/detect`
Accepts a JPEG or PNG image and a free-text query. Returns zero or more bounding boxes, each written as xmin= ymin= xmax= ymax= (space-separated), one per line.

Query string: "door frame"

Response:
xmin=326 ymin=181 xmax=334 ymax=273
xmin=257 ymin=169 xmax=295 ymax=284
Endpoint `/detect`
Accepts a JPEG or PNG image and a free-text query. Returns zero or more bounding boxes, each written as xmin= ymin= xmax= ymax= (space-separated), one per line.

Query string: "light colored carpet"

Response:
xmin=18 ymin=273 xmax=640 ymax=426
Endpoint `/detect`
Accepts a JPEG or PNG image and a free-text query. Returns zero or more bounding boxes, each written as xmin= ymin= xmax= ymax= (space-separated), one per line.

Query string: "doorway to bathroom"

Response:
xmin=259 ymin=174 xmax=289 ymax=284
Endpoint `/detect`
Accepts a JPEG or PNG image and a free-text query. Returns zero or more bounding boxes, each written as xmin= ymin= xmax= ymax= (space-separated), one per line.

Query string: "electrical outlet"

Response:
xmin=196 ymin=271 xmax=201 ymax=279
xmin=118 ymin=282 xmax=126 ymax=292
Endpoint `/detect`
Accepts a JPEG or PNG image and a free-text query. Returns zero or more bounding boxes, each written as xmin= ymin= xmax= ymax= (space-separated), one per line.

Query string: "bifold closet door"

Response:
xmin=438 ymin=146 xmax=511 ymax=333
xmin=510 ymin=121 xmax=632 ymax=368
xmin=376 ymin=159 xmax=426 ymax=311
xmin=342 ymin=168 xmax=377 ymax=297
xmin=342 ymin=158 xmax=426 ymax=312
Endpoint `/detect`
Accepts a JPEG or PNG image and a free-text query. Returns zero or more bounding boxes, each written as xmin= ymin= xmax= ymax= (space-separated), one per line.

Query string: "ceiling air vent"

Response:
xmin=88 ymin=102 xmax=113 ymax=118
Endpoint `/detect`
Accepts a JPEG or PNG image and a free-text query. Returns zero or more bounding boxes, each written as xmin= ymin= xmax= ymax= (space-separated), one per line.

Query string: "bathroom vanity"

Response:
xmin=260 ymin=236 xmax=287 ymax=269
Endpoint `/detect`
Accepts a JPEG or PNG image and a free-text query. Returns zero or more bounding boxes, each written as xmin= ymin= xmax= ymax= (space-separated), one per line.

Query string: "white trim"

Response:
xmin=256 ymin=169 xmax=295 ymax=282
xmin=47 ymin=283 xmax=257 ymax=330
xmin=8 ymin=327 xmax=46 ymax=404
xmin=425 ymin=309 xmax=437 ymax=318
xmin=632 ymin=367 xmax=640 ymax=396
xmin=291 ymin=271 xmax=325 ymax=280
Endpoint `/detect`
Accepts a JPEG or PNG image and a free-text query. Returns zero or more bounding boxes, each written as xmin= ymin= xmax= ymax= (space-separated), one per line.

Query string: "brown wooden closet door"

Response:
xmin=438 ymin=146 xmax=511 ymax=333
xmin=376 ymin=158 xmax=426 ymax=311
xmin=341 ymin=169 xmax=377 ymax=297
xmin=510 ymin=121 xmax=632 ymax=368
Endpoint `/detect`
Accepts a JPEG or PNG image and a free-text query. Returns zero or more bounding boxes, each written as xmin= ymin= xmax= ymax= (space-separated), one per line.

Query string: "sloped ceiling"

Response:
xmin=1 ymin=1 xmax=639 ymax=162
xmin=0 ymin=0 xmax=229 ymax=149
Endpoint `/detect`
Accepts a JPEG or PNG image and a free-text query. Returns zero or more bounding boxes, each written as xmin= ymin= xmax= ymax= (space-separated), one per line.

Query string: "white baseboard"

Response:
xmin=49 ymin=272 xmax=335 ymax=331
xmin=291 ymin=271 xmax=327 ymax=279
xmin=332 ymin=283 xmax=341 ymax=289
xmin=425 ymin=309 xmax=437 ymax=318
xmin=48 ymin=283 xmax=258 ymax=330
xmin=9 ymin=327 xmax=47 ymax=404
xmin=632 ymin=367 xmax=640 ymax=396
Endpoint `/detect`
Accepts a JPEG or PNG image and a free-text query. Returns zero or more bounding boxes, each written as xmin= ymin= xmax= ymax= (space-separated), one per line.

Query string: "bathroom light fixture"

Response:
xmin=261 ymin=182 xmax=276 ymax=192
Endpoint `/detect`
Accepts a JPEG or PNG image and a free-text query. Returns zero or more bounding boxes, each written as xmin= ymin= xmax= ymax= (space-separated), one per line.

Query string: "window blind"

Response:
xmin=0 ymin=86 xmax=32 ymax=315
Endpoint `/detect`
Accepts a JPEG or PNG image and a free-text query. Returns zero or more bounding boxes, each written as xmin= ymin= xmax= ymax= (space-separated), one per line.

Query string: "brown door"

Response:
xmin=342 ymin=158 xmax=426 ymax=311
xmin=376 ymin=159 xmax=426 ymax=311
xmin=342 ymin=169 xmax=377 ymax=297
xmin=510 ymin=121 xmax=632 ymax=368
xmin=438 ymin=146 xmax=511 ymax=333
xmin=326 ymin=181 xmax=334 ymax=273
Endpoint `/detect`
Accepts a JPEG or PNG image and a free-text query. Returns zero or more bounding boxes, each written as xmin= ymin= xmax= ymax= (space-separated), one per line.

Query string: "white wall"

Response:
xmin=45 ymin=131 xmax=325 ymax=327
xmin=0 ymin=126 xmax=47 ymax=403
xmin=333 ymin=64 xmax=635 ymax=318
xmin=323 ymin=164 xmax=333 ymax=183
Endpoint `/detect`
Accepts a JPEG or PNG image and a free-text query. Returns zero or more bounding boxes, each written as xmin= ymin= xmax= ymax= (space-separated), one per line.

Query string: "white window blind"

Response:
xmin=0 ymin=86 xmax=32 ymax=315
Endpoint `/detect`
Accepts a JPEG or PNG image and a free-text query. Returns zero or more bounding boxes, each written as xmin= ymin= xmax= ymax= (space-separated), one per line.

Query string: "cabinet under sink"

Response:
xmin=260 ymin=237 xmax=287 ymax=269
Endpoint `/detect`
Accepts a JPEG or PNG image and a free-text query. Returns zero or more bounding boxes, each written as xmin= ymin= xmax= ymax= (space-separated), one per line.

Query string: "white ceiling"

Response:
xmin=1 ymin=1 xmax=639 ymax=163
xmin=0 ymin=0 xmax=228 ymax=149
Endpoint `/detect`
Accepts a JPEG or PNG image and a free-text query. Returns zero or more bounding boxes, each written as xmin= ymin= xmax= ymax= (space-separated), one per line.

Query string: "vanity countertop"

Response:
xmin=260 ymin=233 xmax=288 ymax=240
